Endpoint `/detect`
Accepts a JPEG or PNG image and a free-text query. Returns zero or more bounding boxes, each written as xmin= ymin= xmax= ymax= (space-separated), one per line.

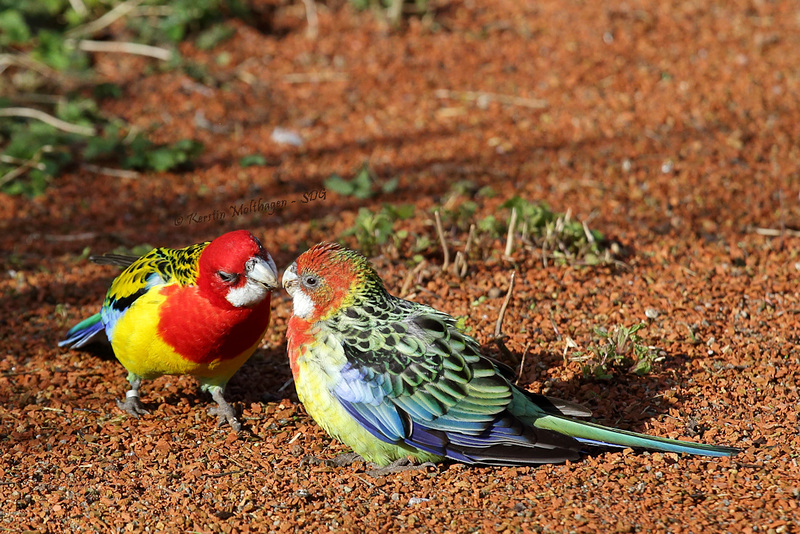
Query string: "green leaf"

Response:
xmin=93 ymin=83 xmax=123 ymax=100
xmin=324 ymin=174 xmax=354 ymax=196
xmin=351 ymin=166 xmax=373 ymax=199
xmin=195 ymin=23 xmax=235 ymax=50
xmin=34 ymin=30 xmax=87 ymax=70
xmin=0 ymin=10 xmax=31 ymax=45
xmin=382 ymin=176 xmax=399 ymax=193
xmin=387 ymin=203 xmax=415 ymax=220
xmin=239 ymin=154 xmax=267 ymax=167
xmin=147 ymin=147 xmax=181 ymax=172
xmin=477 ymin=185 xmax=496 ymax=197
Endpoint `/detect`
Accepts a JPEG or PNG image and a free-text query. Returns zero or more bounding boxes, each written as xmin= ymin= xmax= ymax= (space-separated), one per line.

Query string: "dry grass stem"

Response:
xmin=66 ymin=0 xmax=143 ymax=38
xmin=434 ymin=210 xmax=450 ymax=271
xmin=75 ymin=40 xmax=173 ymax=61
xmin=0 ymin=107 xmax=95 ymax=136
xmin=493 ymin=271 xmax=516 ymax=361
xmin=504 ymin=207 xmax=518 ymax=258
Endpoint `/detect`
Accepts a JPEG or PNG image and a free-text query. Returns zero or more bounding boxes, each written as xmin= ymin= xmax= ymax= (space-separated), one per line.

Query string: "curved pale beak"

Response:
xmin=246 ymin=255 xmax=278 ymax=290
xmin=281 ymin=262 xmax=298 ymax=296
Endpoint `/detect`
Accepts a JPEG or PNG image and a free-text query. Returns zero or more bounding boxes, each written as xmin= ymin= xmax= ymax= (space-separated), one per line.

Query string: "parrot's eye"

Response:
xmin=302 ymin=274 xmax=319 ymax=289
xmin=218 ymin=271 xmax=239 ymax=284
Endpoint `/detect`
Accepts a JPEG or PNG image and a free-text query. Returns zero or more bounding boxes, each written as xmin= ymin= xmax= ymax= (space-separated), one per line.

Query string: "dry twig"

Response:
xmin=493 ymin=271 xmax=516 ymax=361
xmin=434 ymin=89 xmax=547 ymax=109
xmin=515 ymin=342 xmax=531 ymax=385
xmin=399 ymin=260 xmax=428 ymax=298
xmin=434 ymin=210 xmax=450 ymax=271
xmin=300 ymin=0 xmax=319 ymax=39
xmin=282 ymin=72 xmax=348 ymax=84
xmin=66 ymin=0 xmax=143 ymax=38
xmin=81 ymin=163 xmax=140 ymax=179
xmin=74 ymin=39 xmax=172 ymax=61
xmin=751 ymin=226 xmax=800 ymax=238
xmin=451 ymin=224 xmax=476 ymax=278
xmin=67 ymin=0 xmax=88 ymax=16
xmin=0 ymin=107 xmax=95 ymax=136
xmin=0 ymin=146 xmax=51 ymax=189
xmin=504 ymin=207 xmax=518 ymax=258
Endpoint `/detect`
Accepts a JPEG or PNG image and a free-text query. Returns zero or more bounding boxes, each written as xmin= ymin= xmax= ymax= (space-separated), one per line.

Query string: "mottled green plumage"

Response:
xmin=284 ymin=242 xmax=738 ymax=467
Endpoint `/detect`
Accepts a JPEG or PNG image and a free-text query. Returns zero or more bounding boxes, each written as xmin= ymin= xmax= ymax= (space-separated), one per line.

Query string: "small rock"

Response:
xmin=271 ymin=127 xmax=304 ymax=146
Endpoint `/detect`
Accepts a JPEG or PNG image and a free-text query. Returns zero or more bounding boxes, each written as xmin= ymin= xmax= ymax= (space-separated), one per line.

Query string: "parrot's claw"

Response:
xmin=328 ymin=452 xmax=364 ymax=467
xmin=366 ymin=457 xmax=437 ymax=477
xmin=299 ymin=452 xmax=363 ymax=468
xmin=207 ymin=386 xmax=241 ymax=432
xmin=208 ymin=402 xmax=241 ymax=432
xmin=116 ymin=395 xmax=149 ymax=417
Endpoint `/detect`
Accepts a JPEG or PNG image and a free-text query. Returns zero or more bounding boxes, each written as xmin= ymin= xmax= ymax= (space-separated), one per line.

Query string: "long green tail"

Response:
xmin=535 ymin=415 xmax=738 ymax=457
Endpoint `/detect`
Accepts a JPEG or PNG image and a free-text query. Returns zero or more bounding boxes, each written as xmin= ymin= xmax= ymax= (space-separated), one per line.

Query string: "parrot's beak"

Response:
xmin=246 ymin=255 xmax=278 ymax=290
xmin=282 ymin=263 xmax=298 ymax=296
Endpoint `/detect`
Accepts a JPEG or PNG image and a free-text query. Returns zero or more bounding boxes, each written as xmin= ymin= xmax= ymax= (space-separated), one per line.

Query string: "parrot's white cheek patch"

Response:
xmin=292 ymin=291 xmax=315 ymax=319
xmin=226 ymin=279 xmax=270 ymax=308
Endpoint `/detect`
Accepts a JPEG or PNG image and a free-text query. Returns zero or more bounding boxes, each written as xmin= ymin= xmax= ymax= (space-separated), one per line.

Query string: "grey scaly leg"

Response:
xmin=366 ymin=457 xmax=437 ymax=477
xmin=116 ymin=373 xmax=148 ymax=416
xmin=207 ymin=385 xmax=241 ymax=432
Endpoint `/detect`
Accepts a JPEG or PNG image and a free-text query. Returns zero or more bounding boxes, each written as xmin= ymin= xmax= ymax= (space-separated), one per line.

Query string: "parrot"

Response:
xmin=59 ymin=229 xmax=278 ymax=431
xmin=282 ymin=242 xmax=738 ymax=468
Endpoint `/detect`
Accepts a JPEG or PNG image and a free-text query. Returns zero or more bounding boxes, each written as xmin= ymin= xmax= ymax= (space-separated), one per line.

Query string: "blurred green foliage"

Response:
xmin=0 ymin=0 xmax=255 ymax=196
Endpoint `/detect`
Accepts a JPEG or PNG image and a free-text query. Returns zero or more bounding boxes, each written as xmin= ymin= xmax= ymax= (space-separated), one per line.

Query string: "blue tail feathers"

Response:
xmin=59 ymin=313 xmax=107 ymax=348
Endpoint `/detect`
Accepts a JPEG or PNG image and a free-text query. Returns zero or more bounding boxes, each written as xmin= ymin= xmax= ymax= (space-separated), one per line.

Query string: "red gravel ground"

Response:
xmin=2 ymin=0 xmax=800 ymax=532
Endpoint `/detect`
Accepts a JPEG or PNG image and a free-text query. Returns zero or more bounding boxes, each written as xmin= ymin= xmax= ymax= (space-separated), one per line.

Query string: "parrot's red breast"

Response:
xmin=158 ymin=284 xmax=273 ymax=364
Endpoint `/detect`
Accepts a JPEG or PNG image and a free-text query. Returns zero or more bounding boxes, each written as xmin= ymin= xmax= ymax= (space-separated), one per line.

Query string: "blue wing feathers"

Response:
xmin=338 ymin=397 xmax=406 ymax=443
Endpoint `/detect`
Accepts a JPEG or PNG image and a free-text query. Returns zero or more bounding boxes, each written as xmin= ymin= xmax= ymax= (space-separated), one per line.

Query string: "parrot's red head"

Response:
xmin=198 ymin=230 xmax=278 ymax=309
xmin=282 ymin=242 xmax=384 ymax=323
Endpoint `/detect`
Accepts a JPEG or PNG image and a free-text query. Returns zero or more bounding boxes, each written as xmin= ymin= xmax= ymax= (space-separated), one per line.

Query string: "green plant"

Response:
xmin=571 ymin=323 xmax=664 ymax=380
xmin=0 ymin=0 xmax=257 ymax=196
xmin=325 ymin=166 xmax=374 ymax=199
xmin=239 ymin=154 xmax=267 ymax=168
xmin=501 ymin=196 xmax=613 ymax=265
xmin=453 ymin=315 xmax=470 ymax=333
xmin=341 ymin=203 xmax=415 ymax=256
xmin=324 ymin=164 xmax=398 ymax=200
xmin=112 ymin=0 xmax=250 ymax=47
xmin=432 ymin=192 xmax=617 ymax=267
xmin=436 ymin=200 xmax=478 ymax=231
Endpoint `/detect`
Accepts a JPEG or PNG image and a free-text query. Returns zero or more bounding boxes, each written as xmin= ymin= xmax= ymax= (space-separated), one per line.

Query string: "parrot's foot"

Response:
xmin=208 ymin=404 xmax=241 ymax=432
xmin=366 ymin=457 xmax=437 ymax=477
xmin=116 ymin=391 xmax=149 ymax=417
xmin=329 ymin=452 xmax=364 ymax=467
xmin=298 ymin=452 xmax=363 ymax=469
xmin=208 ymin=388 xmax=241 ymax=432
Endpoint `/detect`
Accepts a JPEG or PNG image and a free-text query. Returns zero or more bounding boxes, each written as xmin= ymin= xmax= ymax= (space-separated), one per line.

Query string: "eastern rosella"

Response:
xmin=282 ymin=242 xmax=738 ymax=467
xmin=60 ymin=230 xmax=277 ymax=431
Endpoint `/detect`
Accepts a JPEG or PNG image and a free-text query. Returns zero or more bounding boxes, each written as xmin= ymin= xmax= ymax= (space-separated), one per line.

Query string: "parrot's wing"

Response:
xmin=100 ymin=242 xmax=208 ymax=332
xmin=330 ymin=301 xmax=582 ymax=463
xmin=479 ymin=352 xmax=592 ymax=418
